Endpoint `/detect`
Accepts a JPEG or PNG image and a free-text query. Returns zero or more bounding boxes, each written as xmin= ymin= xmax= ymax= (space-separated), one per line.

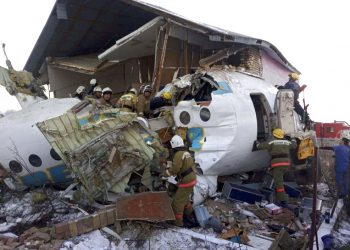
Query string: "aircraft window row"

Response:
xmin=180 ymin=108 xmax=212 ymax=125
xmin=7 ymin=148 xmax=61 ymax=174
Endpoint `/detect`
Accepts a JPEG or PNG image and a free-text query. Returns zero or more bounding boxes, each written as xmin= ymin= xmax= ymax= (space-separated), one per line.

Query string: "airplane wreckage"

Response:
xmin=0 ymin=1 xmax=317 ymax=208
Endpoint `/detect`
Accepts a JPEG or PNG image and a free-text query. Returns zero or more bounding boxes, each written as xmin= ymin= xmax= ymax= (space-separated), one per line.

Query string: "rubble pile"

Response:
xmin=333 ymin=209 xmax=350 ymax=248
xmin=0 ymin=180 xmax=345 ymax=250
xmin=0 ymin=188 xmax=86 ymax=249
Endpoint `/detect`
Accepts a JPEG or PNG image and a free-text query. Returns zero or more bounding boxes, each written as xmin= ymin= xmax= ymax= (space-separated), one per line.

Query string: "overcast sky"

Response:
xmin=0 ymin=0 xmax=349 ymax=123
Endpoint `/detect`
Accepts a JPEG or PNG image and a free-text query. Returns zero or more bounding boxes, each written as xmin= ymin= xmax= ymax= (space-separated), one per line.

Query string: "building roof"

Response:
xmin=24 ymin=0 xmax=156 ymax=75
xmin=25 ymin=0 xmax=299 ymax=76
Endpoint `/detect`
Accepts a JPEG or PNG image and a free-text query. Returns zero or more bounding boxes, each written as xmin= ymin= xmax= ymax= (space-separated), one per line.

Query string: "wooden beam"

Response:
xmin=154 ymin=25 xmax=170 ymax=92
xmin=184 ymin=29 xmax=189 ymax=75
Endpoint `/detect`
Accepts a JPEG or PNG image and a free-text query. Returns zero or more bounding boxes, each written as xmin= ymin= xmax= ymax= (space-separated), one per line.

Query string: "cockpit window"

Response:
xmin=200 ymin=108 xmax=211 ymax=122
xmin=180 ymin=111 xmax=191 ymax=125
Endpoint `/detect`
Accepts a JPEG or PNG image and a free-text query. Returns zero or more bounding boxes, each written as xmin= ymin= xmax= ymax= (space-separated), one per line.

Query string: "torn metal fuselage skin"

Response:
xmin=1 ymin=44 xmax=47 ymax=108
xmin=35 ymin=100 xmax=167 ymax=201
xmin=0 ymin=4 xmax=315 ymax=204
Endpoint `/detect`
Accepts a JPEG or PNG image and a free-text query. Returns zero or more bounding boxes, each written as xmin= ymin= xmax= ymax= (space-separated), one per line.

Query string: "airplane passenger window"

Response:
xmin=200 ymin=108 xmax=211 ymax=122
xmin=9 ymin=160 xmax=23 ymax=173
xmin=180 ymin=111 xmax=191 ymax=125
xmin=50 ymin=148 xmax=62 ymax=161
xmin=29 ymin=154 xmax=42 ymax=167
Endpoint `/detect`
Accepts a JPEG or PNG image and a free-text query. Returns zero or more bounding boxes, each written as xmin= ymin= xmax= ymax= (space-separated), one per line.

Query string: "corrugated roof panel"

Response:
xmin=25 ymin=0 xmax=298 ymax=75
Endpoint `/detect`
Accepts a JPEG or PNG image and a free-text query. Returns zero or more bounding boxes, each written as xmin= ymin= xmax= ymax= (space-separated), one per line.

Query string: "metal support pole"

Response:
xmin=309 ymin=148 xmax=319 ymax=250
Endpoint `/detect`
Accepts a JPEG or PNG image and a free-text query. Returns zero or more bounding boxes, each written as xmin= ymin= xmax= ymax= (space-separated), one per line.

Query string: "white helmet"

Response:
xmin=76 ymin=86 xmax=86 ymax=94
xmin=93 ymin=86 xmax=102 ymax=92
xmin=90 ymin=78 xmax=97 ymax=85
xmin=170 ymin=135 xmax=184 ymax=148
xmin=129 ymin=88 xmax=137 ymax=95
xmin=102 ymin=87 xmax=112 ymax=95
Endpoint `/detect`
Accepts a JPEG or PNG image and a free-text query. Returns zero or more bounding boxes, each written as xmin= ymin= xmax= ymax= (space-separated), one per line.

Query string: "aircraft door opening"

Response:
xmin=250 ymin=94 xmax=272 ymax=140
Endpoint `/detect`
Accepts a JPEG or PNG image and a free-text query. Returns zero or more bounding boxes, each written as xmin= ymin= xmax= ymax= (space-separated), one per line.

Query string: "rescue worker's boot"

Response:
xmin=183 ymin=203 xmax=199 ymax=228
xmin=174 ymin=216 xmax=184 ymax=227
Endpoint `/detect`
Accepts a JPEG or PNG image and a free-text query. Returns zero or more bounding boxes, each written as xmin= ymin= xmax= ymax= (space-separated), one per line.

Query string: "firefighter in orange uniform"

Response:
xmin=163 ymin=135 xmax=196 ymax=227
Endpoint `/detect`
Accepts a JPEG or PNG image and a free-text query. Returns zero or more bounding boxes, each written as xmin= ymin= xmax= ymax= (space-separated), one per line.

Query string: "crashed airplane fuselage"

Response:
xmin=0 ymin=1 xmax=314 ymax=204
xmin=0 ymin=66 xmax=311 ymax=204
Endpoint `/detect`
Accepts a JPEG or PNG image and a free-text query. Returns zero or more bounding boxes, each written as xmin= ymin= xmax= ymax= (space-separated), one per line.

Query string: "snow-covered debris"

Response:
xmin=333 ymin=210 xmax=350 ymax=248
xmin=60 ymin=230 xmax=117 ymax=250
xmin=0 ymin=222 xmax=16 ymax=233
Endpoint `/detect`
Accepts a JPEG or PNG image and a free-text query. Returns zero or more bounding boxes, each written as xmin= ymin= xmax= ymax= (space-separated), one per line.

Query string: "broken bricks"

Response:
xmin=52 ymin=207 xmax=117 ymax=239
xmin=52 ymin=192 xmax=173 ymax=240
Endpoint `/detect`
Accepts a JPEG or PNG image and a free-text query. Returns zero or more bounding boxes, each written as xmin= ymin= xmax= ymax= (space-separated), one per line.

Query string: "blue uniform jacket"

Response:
xmin=333 ymin=145 xmax=350 ymax=172
xmin=284 ymin=80 xmax=300 ymax=100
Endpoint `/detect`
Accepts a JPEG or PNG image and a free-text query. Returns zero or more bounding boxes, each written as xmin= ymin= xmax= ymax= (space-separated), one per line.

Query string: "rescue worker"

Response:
xmin=86 ymin=78 xmax=98 ymax=95
xmin=255 ymin=128 xmax=297 ymax=205
xmin=98 ymin=87 xmax=115 ymax=107
xmin=136 ymin=85 xmax=152 ymax=117
xmin=86 ymin=86 xmax=102 ymax=100
xmin=279 ymin=73 xmax=310 ymax=123
xmin=116 ymin=88 xmax=138 ymax=112
xmin=321 ymin=137 xmax=350 ymax=198
xmin=73 ymin=86 xmax=86 ymax=100
xmin=150 ymin=92 xmax=172 ymax=111
xmin=333 ymin=137 xmax=350 ymax=198
xmin=162 ymin=135 xmax=196 ymax=227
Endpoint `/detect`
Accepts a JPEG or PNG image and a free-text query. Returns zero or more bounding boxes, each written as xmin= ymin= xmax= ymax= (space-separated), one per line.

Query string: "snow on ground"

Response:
xmin=60 ymin=230 xmax=117 ymax=250
xmin=116 ymin=221 xmax=236 ymax=250
xmin=333 ymin=209 xmax=350 ymax=248
xmin=58 ymin=223 xmax=232 ymax=250
xmin=2 ymin=180 xmax=350 ymax=249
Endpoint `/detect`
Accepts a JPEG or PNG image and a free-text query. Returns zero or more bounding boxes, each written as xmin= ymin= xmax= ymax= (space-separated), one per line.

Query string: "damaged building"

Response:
xmin=25 ymin=0 xmax=297 ymax=98
xmin=2 ymin=1 xmax=340 ymax=249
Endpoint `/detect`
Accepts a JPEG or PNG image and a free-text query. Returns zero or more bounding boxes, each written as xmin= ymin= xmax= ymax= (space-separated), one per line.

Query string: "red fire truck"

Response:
xmin=314 ymin=121 xmax=350 ymax=146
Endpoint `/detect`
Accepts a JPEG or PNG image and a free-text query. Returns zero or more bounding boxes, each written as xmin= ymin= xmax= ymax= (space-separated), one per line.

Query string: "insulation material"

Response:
xmin=37 ymin=102 xmax=164 ymax=201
